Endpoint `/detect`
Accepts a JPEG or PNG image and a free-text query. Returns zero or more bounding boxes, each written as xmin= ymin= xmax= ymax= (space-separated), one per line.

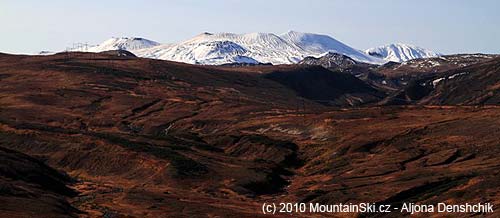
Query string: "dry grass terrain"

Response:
xmin=0 ymin=53 xmax=498 ymax=217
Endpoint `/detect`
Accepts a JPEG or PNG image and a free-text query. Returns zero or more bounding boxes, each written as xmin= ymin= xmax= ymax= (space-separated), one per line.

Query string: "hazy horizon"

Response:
xmin=1 ymin=0 xmax=499 ymax=54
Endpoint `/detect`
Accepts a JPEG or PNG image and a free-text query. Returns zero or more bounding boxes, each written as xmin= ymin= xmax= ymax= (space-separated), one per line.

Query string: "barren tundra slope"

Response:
xmin=0 ymin=53 xmax=499 ymax=217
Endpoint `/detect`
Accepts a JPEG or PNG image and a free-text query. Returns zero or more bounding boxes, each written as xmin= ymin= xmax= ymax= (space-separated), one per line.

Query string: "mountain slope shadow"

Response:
xmin=0 ymin=146 xmax=79 ymax=218
xmin=263 ymin=65 xmax=385 ymax=106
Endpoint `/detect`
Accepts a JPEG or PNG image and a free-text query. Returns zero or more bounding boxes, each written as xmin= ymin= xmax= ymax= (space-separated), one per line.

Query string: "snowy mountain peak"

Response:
xmin=280 ymin=31 xmax=384 ymax=64
xmin=365 ymin=43 xmax=440 ymax=62
xmin=87 ymin=37 xmax=160 ymax=52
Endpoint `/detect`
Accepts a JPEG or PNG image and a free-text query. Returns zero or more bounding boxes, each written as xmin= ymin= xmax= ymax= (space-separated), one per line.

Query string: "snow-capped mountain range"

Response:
xmin=71 ymin=31 xmax=439 ymax=65
xmin=365 ymin=43 xmax=440 ymax=63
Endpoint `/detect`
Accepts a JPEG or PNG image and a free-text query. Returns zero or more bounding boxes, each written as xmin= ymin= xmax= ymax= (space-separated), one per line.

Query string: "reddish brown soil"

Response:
xmin=0 ymin=53 xmax=498 ymax=217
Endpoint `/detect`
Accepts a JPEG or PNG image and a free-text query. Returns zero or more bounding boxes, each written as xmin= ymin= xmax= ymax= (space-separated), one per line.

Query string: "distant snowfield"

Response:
xmin=70 ymin=31 xmax=439 ymax=65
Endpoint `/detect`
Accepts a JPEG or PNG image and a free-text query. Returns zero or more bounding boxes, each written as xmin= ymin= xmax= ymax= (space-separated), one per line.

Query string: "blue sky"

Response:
xmin=1 ymin=0 xmax=499 ymax=54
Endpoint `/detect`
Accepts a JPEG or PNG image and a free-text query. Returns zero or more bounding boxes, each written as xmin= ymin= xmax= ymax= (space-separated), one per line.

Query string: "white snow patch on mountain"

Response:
xmin=85 ymin=37 xmax=160 ymax=52
xmin=136 ymin=37 xmax=259 ymax=65
xmin=365 ymin=43 xmax=440 ymax=63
